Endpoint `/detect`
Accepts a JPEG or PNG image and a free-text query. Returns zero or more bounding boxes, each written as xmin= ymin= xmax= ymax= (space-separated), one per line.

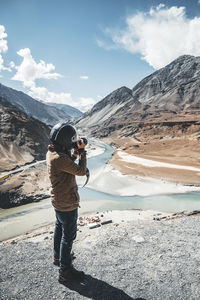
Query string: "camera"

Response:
xmin=73 ymin=137 xmax=88 ymax=152
xmin=77 ymin=137 xmax=88 ymax=147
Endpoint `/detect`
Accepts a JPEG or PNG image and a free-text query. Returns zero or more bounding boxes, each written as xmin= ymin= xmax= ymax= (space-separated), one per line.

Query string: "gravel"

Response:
xmin=0 ymin=214 xmax=200 ymax=300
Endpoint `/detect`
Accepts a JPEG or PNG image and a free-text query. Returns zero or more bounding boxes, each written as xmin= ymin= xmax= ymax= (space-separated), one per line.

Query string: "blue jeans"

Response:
xmin=54 ymin=208 xmax=78 ymax=270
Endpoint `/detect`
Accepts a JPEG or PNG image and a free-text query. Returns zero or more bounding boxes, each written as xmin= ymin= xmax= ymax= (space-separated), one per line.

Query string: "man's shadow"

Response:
xmin=60 ymin=274 xmax=146 ymax=300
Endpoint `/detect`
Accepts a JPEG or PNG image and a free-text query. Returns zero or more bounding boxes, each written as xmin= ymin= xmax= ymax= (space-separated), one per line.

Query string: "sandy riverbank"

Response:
xmin=85 ymin=136 xmax=200 ymax=197
xmin=0 ymin=209 xmax=174 ymax=245
xmin=1 ymin=209 xmax=200 ymax=299
xmin=106 ymin=137 xmax=200 ymax=185
xmin=86 ymin=163 xmax=200 ymax=197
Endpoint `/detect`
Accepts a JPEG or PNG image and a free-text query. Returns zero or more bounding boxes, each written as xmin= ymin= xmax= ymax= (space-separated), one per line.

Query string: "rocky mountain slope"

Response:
xmin=77 ymin=55 xmax=200 ymax=139
xmin=77 ymin=55 xmax=200 ymax=185
xmin=0 ymin=96 xmax=50 ymax=172
xmin=45 ymin=102 xmax=82 ymax=118
xmin=0 ymin=83 xmax=82 ymax=125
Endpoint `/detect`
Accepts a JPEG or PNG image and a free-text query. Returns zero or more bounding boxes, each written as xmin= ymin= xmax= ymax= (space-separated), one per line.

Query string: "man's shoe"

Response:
xmin=53 ymin=255 xmax=59 ymax=266
xmin=54 ymin=251 xmax=76 ymax=266
xmin=70 ymin=265 xmax=85 ymax=279
xmin=58 ymin=266 xmax=85 ymax=283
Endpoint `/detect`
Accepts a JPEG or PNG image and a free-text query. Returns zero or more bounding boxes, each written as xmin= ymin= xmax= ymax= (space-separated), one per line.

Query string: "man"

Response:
xmin=46 ymin=122 xmax=87 ymax=283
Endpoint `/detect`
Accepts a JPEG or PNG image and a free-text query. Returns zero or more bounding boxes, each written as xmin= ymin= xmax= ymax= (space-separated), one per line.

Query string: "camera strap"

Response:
xmin=82 ymin=168 xmax=90 ymax=187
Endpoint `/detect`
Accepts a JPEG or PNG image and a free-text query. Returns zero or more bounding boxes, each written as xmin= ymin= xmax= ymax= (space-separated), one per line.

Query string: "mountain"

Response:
xmin=130 ymin=54 xmax=200 ymax=109
xmin=44 ymin=102 xmax=82 ymax=118
xmin=76 ymin=86 xmax=139 ymax=128
xmin=0 ymin=96 xmax=50 ymax=172
xmin=77 ymin=55 xmax=200 ymax=138
xmin=0 ymin=83 xmax=82 ymax=125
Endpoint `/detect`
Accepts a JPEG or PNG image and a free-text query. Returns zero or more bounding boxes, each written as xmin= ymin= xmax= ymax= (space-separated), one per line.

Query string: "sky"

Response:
xmin=0 ymin=0 xmax=200 ymax=112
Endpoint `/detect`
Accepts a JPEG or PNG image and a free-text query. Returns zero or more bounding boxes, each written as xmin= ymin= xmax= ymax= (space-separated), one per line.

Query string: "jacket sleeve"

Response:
xmin=56 ymin=153 xmax=87 ymax=176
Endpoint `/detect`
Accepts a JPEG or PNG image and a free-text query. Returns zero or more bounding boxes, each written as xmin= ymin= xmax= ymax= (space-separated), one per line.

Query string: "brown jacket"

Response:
xmin=46 ymin=145 xmax=87 ymax=212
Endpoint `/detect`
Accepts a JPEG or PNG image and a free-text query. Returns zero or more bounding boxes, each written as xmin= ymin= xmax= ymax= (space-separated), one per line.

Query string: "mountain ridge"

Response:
xmin=0 ymin=83 xmax=82 ymax=125
xmin=0 ymin=96 xmax=50 ymax=172
xmin=77 ymin=55 xmax=200 ymax=137
xmin=75 ymin=55 xmax=200 ymax=187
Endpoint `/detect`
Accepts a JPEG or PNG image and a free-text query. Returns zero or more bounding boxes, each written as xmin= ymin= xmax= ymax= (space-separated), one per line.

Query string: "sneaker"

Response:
xmin=58 ymin=266 xmax=85 ymax=282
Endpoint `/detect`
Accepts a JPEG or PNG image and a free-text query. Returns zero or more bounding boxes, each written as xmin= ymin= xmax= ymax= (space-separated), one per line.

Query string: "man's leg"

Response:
xmin=55 ymin=209 xmax=78 ymax=270
xmin=53 ymin=214 xmax=62 ymax=264
xmin=55 ymin=209 xmax=84 ymax=282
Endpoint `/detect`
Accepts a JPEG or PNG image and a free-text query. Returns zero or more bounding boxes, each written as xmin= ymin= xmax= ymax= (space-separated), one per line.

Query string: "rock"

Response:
xmin=153 ymin=216 xmax=168 ymax=221
xmin=86 ymin=216 xmax=101 ymax=223
xmin=186 ymin=210 xmax=200 ymax=216
xmin=88 ymin=223 xmax=101 ymax=229
xmin=132 ymin=236 xmax=145 ymax=243
xmin=11 ymin=240 xmax=17 ymax=244
xmin=101 ymin=220 xmax=112 ymax=225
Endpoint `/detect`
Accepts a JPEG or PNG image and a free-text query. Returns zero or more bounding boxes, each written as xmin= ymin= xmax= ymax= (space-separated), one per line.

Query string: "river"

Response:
xmin=0 ymin=139 xmax=200 ymax=241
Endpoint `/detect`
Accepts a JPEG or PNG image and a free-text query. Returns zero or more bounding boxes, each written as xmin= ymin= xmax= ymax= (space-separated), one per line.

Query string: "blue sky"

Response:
xmin=0 ymin=0 xmax=200 ymax=111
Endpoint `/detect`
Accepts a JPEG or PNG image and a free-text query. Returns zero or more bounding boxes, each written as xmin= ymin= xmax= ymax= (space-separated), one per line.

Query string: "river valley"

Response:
xmin=0 ymin=139 xmax=200 ymax=241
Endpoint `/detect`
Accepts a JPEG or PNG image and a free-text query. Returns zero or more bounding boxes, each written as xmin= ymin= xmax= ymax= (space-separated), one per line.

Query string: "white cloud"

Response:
xmin=12 ymin=48 xmax=61 ymax=87
xmin=97 ymin=95 xmax=103 ymax=100
xmin=26 ymin=80 xmax=97 ymax=112
xmin=96 ymin=38 xmax=119 ymax=50
xmin=155 ymin=3 xmax=165 ymax=10
xmin=80 ymin=75 xmax=89 ymax=80
xmin=28 ymin=86 xmax=96 ymax=112
xmin=0 ymin=25 xmax=8 ymax=52
xmin=29 ymin=89 xmax=97 ymax=112
xmin=28 ymin=85 xmax=72 ymax=105
xmin=100 ymin=4 xmax=200 ymax=69
xmin=9 ymin=61 xmax=16 ymax=69
xmin=0 ymin=25 xmax=9 ymax=71
xmin=9 ymin=46 xmax=97 ymax=112
xmin=0 ymin=25 xmax=97 ymax=112
xmin=78 ymin=97 xmax=96 ymax=112
xmin=11 ymin=48 xmax=77 ymax=107
xmin=0 ymin=55 xmax=4 ymax=70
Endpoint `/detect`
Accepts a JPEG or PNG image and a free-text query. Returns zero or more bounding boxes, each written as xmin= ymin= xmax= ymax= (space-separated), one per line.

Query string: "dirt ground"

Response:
xmin=1 ymin=210 xmax=200 ymax=300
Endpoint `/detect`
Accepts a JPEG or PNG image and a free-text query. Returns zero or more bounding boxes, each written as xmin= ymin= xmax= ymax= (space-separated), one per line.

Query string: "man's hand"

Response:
xmin=77 ymin=139 xmax=86 ymax=150
xmin=72 ymin=149 xmax=79 ymax=159
xmin=77 ymin=139 xmax=86 ymax=154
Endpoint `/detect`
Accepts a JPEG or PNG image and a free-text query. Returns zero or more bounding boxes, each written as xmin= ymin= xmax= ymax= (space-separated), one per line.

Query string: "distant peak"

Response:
xmin=118 ymin=86 xmax=131 ymax=91
xmin=171 ymin=54 xmax=199 ymax=64
xmin=177 ymin=54 xmax=195 ymax=59
xmin=110 ymin=86 xmax=132 ymax=95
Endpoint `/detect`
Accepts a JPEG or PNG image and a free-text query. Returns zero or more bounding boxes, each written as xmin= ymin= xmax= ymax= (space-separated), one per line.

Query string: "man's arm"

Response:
xmin=57 ymin=152 xmax=87 ymax=176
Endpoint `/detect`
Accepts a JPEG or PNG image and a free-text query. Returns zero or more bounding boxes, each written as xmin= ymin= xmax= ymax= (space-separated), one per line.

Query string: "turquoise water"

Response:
xmin=87 ymin=140 xmax=114 ymax=169
xmin=83 ymin=139 xmax=200 ymax=212
xmin=80 ymin=188 xmax=200 ymax=212
xmin=0 ymin=139 xmax=200 ymax=241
